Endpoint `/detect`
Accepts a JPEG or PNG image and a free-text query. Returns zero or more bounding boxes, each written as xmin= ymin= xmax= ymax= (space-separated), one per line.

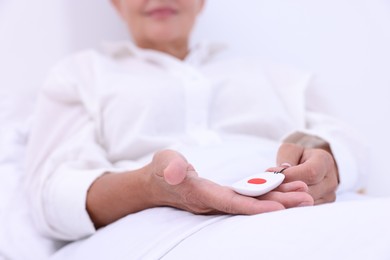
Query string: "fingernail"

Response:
xmin=280 ymin=162 xmax=292 ymax=168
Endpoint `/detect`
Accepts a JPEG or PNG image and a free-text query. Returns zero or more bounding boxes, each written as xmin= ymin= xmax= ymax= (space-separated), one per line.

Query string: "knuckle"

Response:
xmin=295 ymin=180 xmax=309 ymax=192
xmin=305 ymin=165 xmax=320 ymax=184
xmin=329 ymin=193 xmax=337 ymax=203
xmin=181 ymin=187 xmax=198 ymax=206
xmin=324 ymin=192 xmax=337 ymax=203
xmin=220 ymin=194 xmax=239 ymax=214
xmin=180 ymin=186 xmax=210 ymax=214
xmin=329 ymin=178 xmax=339 ymax=192
xmin=303 ymin=193 xmax=315 ymax=206
xmin=317 ymin=149 xmax=336 ymax=166
xmin=315 ymin=193 xmax=336 ymax=205
xmin=220 ymin=198 xmax=234 ymax=214
xmin=282 ymin=142 xmax=301 ymax=151
xmin=153 ymin=149 xmax=168 ymax=159
xmin=221 ymin=203 xmax=234 ymax=214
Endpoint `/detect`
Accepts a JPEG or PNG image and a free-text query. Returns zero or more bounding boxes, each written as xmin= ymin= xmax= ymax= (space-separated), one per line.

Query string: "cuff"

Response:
xmin=44 ymin=166 xmax=119 ymax=240
xmin=324 ymin=136 xmax=360 ymax=193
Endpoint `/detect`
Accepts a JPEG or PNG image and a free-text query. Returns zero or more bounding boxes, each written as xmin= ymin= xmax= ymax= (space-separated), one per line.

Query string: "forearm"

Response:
xmin=86 ymin=166 xmax=155 ymax=229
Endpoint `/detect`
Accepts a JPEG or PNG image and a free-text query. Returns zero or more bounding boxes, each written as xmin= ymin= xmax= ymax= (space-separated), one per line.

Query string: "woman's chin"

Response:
xmin=146 ymin=34 xmax=184 ymax=46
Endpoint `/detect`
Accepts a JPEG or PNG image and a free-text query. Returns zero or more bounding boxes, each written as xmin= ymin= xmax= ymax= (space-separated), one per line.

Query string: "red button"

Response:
xmin=248 ymin=178 xmax=267 ymax=185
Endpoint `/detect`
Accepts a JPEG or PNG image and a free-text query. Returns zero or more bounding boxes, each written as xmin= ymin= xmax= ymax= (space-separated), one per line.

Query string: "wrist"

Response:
xmin=126 ymin=164 xmax=157 ymax=209
xmin=86 ymin=167 xmax=156 ymax=229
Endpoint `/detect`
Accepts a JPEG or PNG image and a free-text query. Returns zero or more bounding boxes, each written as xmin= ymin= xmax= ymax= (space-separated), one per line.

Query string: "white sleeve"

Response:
xmin=300 ymin=112 xmax=369 ymax=193
xmin=266 ymin=63 xmax=368 ymax=193
xmin=301 ymin=77 xmax=369 ymax=193
xmin=25 ymin=60 xmax=120 ymax=241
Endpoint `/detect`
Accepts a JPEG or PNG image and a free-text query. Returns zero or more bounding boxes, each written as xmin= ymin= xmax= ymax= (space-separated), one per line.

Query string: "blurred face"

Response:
xmin=111 ymin=0 xmax=204 ymax=49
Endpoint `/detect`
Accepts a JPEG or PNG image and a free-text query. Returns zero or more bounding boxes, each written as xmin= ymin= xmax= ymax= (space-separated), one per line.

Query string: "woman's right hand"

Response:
xmin=87 ymin=149 xmax=313 ymax=229
xmin=146 ymin=150 xmax=313 ymax=215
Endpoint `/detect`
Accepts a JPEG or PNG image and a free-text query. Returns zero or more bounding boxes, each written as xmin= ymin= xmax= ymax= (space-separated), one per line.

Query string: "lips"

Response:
xmin=145 ymin=7 xmax=178 ymax=19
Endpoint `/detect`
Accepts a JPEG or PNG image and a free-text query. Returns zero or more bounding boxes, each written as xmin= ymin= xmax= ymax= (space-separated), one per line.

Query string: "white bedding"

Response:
xmin=51 ymin=197 xmax=390 ymax=260
xmin=0 ymin=121 xmax=60 ymax=260
xmin=1 ymin=0 xmax=390 ymax=259
xmin=163 ymin=197 xmax=390 ymax=260
xmin=1 ymin=119 xmax=389 ymax=260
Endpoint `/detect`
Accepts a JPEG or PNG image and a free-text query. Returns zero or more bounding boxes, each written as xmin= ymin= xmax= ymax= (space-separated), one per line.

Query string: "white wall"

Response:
xmin=192 ymin=0 xmax=390 ymax=196
xmin=1 ymin=0 xmax=389 ymax=196
xmin=63 ymin=1 xmax=128 ymax=52
xmin=0 ymin=0 xmax=71 ymax=119
xmin=0 ymin=0 xmax=70 ymax=89
xmin=0 ymin=0 xmax=126 ymax=119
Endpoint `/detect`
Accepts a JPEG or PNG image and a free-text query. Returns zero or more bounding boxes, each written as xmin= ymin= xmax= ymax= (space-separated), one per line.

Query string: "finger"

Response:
xmin=265 ymin=166 xmax=289 ymax=173
xmin=314 ymin=192 xmax=336 ymax=205
xmin=214 ymin=192 xmax=286 ymax=215
xmin=274 ymin=181 xmax=309 ymax=193
xmin=276 ymin=143 xmax=304 ymax=167
xmin=282 ymin=163 xmax=324 ymax=185
xmin=186 ymin=163 xmax=199 ymax=178
xmin=199 ymin=182 xmax=285 ymax=215
xmin=163 ymin=157 xmax=188 ymax=185
xmin=307 ymin=175 xmax=338 ymax=202
xmin=153 ymin=149 xmax=187 ymax=175
xmin=259 ymin=190 xmax=314 ymax=208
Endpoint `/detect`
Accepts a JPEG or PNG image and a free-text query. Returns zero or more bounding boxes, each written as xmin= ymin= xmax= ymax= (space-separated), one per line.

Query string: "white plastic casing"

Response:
xmin=231 ymin=172 xmax=285 ymax=197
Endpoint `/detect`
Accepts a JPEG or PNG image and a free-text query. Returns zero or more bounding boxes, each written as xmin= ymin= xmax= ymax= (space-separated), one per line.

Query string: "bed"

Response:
xmin=1 ymin=0 xmax=390 ymax=259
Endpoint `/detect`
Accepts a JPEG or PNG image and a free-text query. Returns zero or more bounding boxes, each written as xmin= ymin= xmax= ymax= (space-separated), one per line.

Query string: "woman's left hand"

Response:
xmin=268 ymin=143 xmax=339 ymax=205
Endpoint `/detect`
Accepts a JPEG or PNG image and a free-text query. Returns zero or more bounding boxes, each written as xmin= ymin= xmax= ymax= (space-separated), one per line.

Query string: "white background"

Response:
xmin=0 ymin=0 xmax=389 ymax=196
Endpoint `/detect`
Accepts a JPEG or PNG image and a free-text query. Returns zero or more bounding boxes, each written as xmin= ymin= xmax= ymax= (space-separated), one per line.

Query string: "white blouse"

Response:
xmin=25 ymin=41 xmax=366 ymax=241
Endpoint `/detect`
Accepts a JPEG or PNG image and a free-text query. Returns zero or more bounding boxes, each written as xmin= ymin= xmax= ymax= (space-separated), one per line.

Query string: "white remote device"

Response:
xmin=231 ymin=172 xmax=285 ymax=197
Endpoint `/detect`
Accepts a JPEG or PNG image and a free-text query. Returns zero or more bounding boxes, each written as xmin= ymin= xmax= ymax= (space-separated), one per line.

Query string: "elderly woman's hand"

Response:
xmin=87 ymin=149 xmax=313 ymax=229
xmin=268 ymin=143 xmax=339 ymax=205
xmin=147 ymin=150 xmax=313 ymax=215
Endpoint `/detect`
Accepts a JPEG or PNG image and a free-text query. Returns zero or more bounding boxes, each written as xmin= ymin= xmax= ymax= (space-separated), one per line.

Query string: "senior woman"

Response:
xmin=26 ymin=0 xmax=362 ymax=244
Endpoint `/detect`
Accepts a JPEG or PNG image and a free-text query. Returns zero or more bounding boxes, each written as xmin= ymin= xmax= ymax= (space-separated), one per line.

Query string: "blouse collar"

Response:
xmin=101 ymin=40 xmax=227 ymax=67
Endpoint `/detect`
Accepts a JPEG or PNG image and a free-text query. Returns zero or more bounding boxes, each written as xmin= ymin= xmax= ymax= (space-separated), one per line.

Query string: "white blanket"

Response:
xmin=163 ymin=197 xmax=390 ymax=260
xmin=1 ymin=122 xmax=389 ymax=260
xmin=51 ymin=197 xmax=390 ymax=260
xmin=0 ymin=122 xmax=62 ymax=260
xmin=1 ymin=0 xmax=390 ymax=259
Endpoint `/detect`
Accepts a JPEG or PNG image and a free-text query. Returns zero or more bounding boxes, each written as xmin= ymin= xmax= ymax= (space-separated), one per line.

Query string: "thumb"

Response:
xmin=163 ymin=157 xmax=188 ymax=185
xmin=276 ymin=143 xmax=304 ymax=167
